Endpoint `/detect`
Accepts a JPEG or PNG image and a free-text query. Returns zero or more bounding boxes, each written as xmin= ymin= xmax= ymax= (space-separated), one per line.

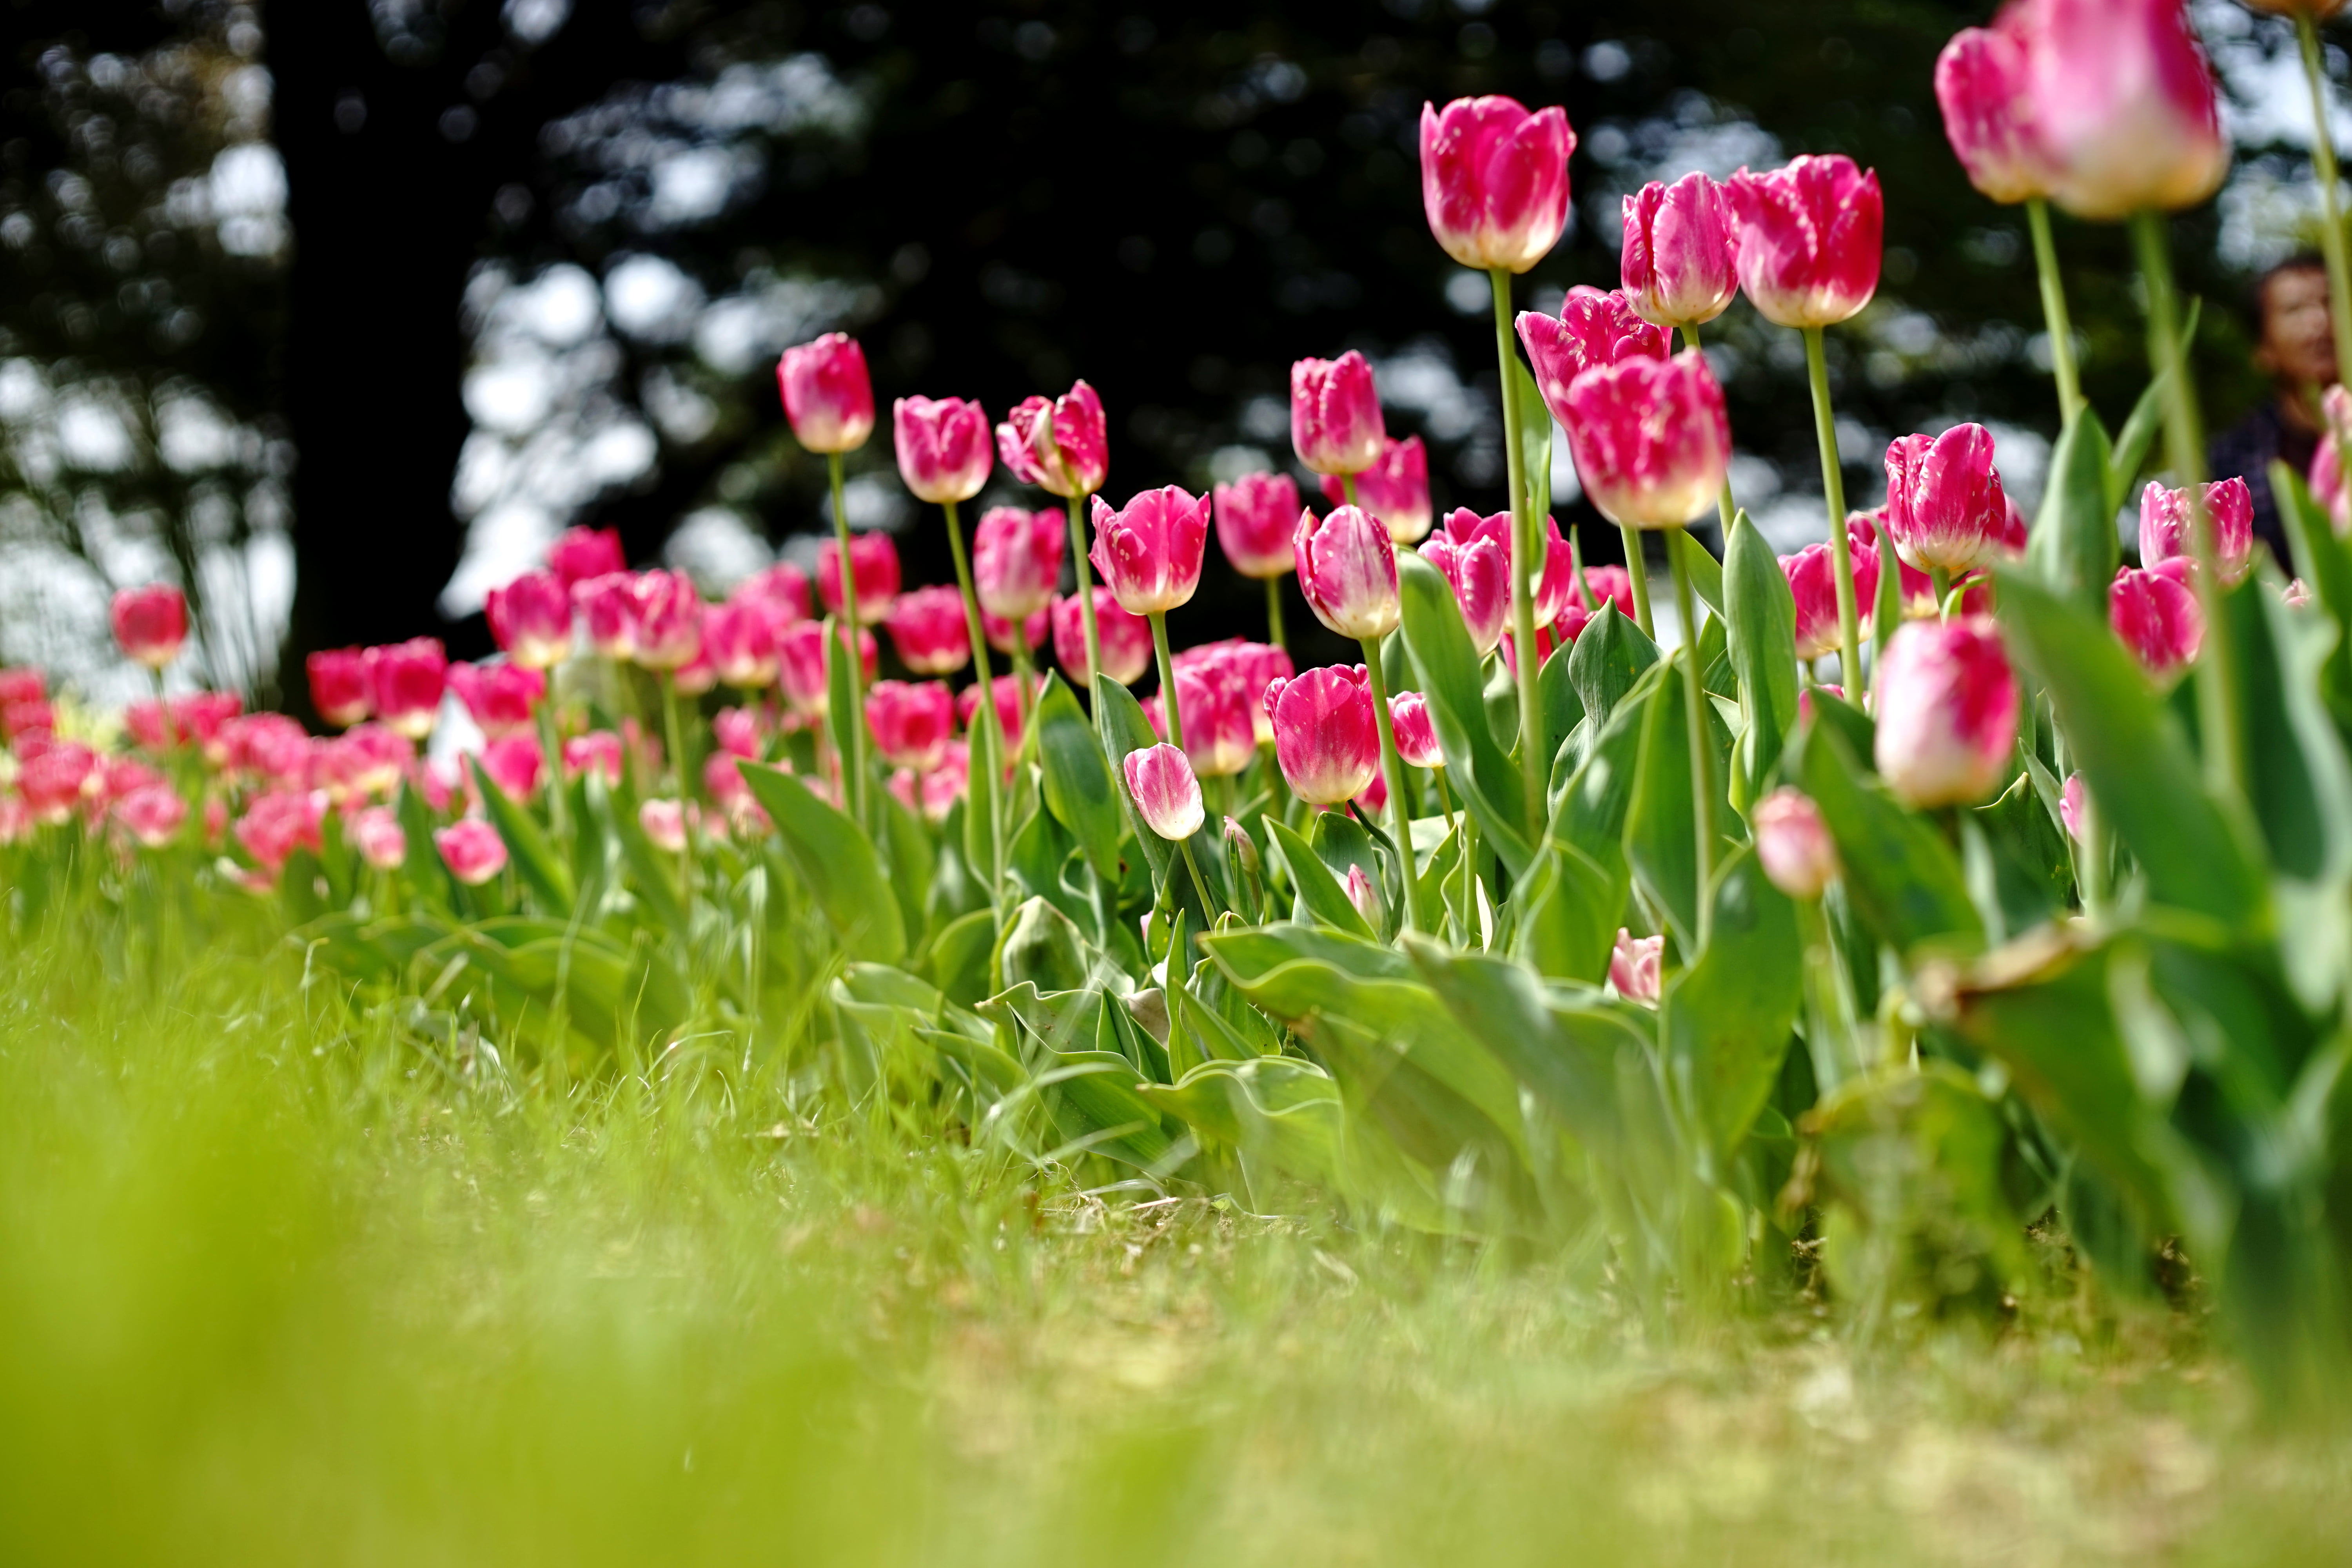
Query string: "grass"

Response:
xmin=4 ymin=917 xmax=2351 ymax=1566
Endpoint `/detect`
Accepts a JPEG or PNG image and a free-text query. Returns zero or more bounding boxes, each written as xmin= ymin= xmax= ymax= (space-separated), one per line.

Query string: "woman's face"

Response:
xmin=2259 ymin=265 xmax=2337 ymax=390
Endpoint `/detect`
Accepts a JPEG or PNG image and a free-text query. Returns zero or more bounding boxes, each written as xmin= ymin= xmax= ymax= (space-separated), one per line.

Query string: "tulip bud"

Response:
xmin=1934 ymin=25 xmax=2056 ymax=205
xmin=1609 ymin=928 xmax=1663 ymax=1004
xmin=973 ymin=505 xmax=1064 ymax=622
xmin=627 ymin=569 xmax=704 ymax=671
xmin=480 ymin=733 xmax=544 ymax=799
xmin=776 ymin=332 xmax=875 ymax=454
xmin=957 ymin=674 xmax=1026 ymax=753
xmin=1389 ymin=691 xmax=1443 ymax=769
xmin=434 ymin=818 xmax=510 ymax=887
xmin=547 ymin=525 xmax=626 ymax=589
xmin=2059 ymin=772 xmax=2089 ymax=843
xmin=864 ymin=679 xmax=954 ymax=773
xmin=733 ymin=562 xmax=812 ymax=626
xmin=996 ymin=381 xmax=1109 ymax=498
xmin=365 ymin=638 xmax=448 ymax=740
xmin=1873 ymin=618 xmax=2020 ymax=808
xmin=1559 ymin=350 xmax=1732 ymax=531
xmin=1418 ymin=94 xmax=1575 ymax=274
xmin=2139 ymin=477 xmax=2254 ymax=583
xmin=1320 ymin=436 xmax=1433 ymax=544
xmin=1268 ymin=666 xmax=1380 ymax=805
xmin=485 ymin=570 xmax=574 ymax=670
xmin=816 ymin=532 xmax=902 ymax=626
xmin=307 ymin=649 xmax=372 ymax=729
xmin=884 ymin=586 xmax=973 ymax=676
xmin=1123 ymin=742 xmax=1205 ymax=842
xmin=1620 ymin=174 xmax=1741 ymax=330
xmin=563 ymin=730 xmax=624 ymax=786
xmin=1782 ymin=539 xmax=1880 ymax=662
xmin=2109 ymin=561 xmax=2203 ymax=680
xmin=573 ymin=573 xmax=640 ymax=661
xmin=111 ymin=584 xmax=188 ymax=671
xmin=446 ymin=661 xmax=545 ymax=737
xmin=702 ymin=601 xmax=781 ymax=688
xmin=350 ymin=805 xmax=408 ymax=870
xmin=893 ymin=395 xmax=994 ymax=504
xmin=1214 ymin=472 xmax=1304 ymax=579
xmin=115 ymin=783 xmax=189 ymax=849
xmin=1752 ymin=787 xmax=1838 ymax=900
xmin=1883 ymin=425 xmax=2010 ymax=576
xmin=1290 ymin=352 xmax=1386 ymax=477
xmin=1726 ymin=156 xmax=1883 ymax=330
xmin=2010 ymin=0 xmax=2227 ymax=221
xmin=1293 ymin=505 xmax=1402 ymax=641
xmin=1343 ymin=863 xmax=1384 ymax=928
xmin=1089 ymin=487 xmax=1209 ymax=616
xmin=1223 ymin=815 xmax=1261 ymax=877
xmin=639 ymin=797 xmax=691 ymax=854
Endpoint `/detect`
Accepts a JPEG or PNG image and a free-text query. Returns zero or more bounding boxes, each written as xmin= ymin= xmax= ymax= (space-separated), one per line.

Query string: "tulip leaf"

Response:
xmin=2273 ymin=460 xmax=2352 ymax=740
xmin=1722 ymin=510 xmax=1799 ymax=811
xmin=1264 ymin=818 xmax=1376 ymax=939
xmin=1660 ymin=844 xmax=1802 ymax=1163
xmin=962 ymin=693 xmax=1004 ymax=891
xmin=1994 ymin=570 xmax=2269 ymax=933
xmin=1094 ymin=673 xmax=1175 ymax=885
xmin=2026 ymin=407 xmax=2119 ymax=619
xmin=926 ymin=906 xmax=999 ymax=1008
xmin=980 ymin=983 xmax=1185 ymax=1171
xmin=1033 ymin=673 xmax=1124 ymax=882
xmin=1396 ymin=551 xmax=1534 ymax=875
xmin=395 ymin=780 xmax=457 ymax=913
xmin=610 ymin=785 xmax=687 ymax=935
xmin=1566 ymin=601 xmax=1659 ymax=732
xmin=1509 ymin=838 xmax=1626 ymax=984
xmin=1795 ymin=721 xmax=1983 ymax=961
xmin=1538 ymin=637 xmax=1586 ymax=753
xmin=1623 ymin=662 xmax=1732 ymax=954
xmin=1512 ymin=355 xmax=1552 ymax=521
xmin=824 ymin=622 xmax=866 ymax=824
xmin=877 ymin=780 xmax=937 ymax=943
xmin=1552 ymin=664 xmax=1657 ymax=872
xmin=739 ymin=760 xmax=907 ymax=963
xmin=1679 ymin=529 xmax=1725 ymax=619
xmin=468 ymin=757 xmax=575 ymax=915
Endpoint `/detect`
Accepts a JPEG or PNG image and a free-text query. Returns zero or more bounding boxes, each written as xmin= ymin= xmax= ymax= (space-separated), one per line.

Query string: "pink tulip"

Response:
xmin=1726 ymin=156 xmax=1883 ymax=330
xmin=1158 ymin=664 xmax=1255 ymax=779
xmin=639 ymin=798 xmax=691 ymax=854
xmin=1784 ymin=538 xmax=1881 ymax=662
xmin=365 ymin=638 xmax=447 ymax=740
xmin=1575 ymin=564 xmax=1639 ymax=622
xmin=434 ymin=817 xmax=509 ymax=887
xmin=865 ymin=679 xmax=953 ymax=771
xmin=1389 ymin=691 xmax=1443 ymax=769
xmin=1620 ymin=174 xmax=1741 ymax=330
xmin=1290 ymin=352 xmax=1387 ymax=477
xmin=996 ymin=380 xmax=1109 ymax=498
xmin=1609 ymin=929 xmax=1663 ymax=1004
xmin=884 ymin=586 xmax=973 ymax=676
xmin=547 ymin=526 xmax=625 ymax=590
xmin=236 ymin=789 xmax=327 ymax=877
xmin=1519 ymin=290 xmax=1672 ymax=430
xmin=563 ymin=730 xmax=625 ymax=786
xmin=2008 ymin=0 xmax=2227 ymax=221
xmin=1053 ymin=590 xmax=1151 ymax=686
xmin=1267 ymin=666 xmax=1380 ymax=805
xmin=1873 ymin=618 xmax=2020 ymax=808
xmin=114 ymin=783 xmax=188 ymax=849
xmin=573 ymin=573 xmax=640 ymax=660
xmin=973 ymin=505 xmax=1064 ymax=622
xmin=704 ymin=752 xmax=763 ymax=831
xmin=1418 ymin=94 xmax=1576 ymax=274
xmin=1559 ymin=350 xmax=1732 ymax=530
xmin=1089 ymin=487 xmax=1209 ymax=616
xmin=816 ymin=533 xmax=901 ymax=625
xmin=227 ymin=713 xmax=313 ymax=786
xmin=777 ymin=622 xmax=876 ymax=715
xmin=1320 ymin=436 xmax=1433 ymax=544
xmin=1420 ymin=514 xmax=1511 ymax=655
xmin=322 ymin=723 xmax=410 ymax=801
xmin=712 ymin=706 xmax=764 ymax=761
xmin=733 ymin=562 xmax=812 ymax=625
xmin=957 ymin=675 xmax=1026 ymax=753
xmin=2 ymin=698 xmax=51 ymax=744
xmin=17 ymin=739 xmax=96 ymax=823
xmin=702 ymin=600 xmax=780 ymax=688
xmin=776 ymin=332 xmax=875 ymax=454
xmin=2139 ymin=477 xmax=2254 ymax=583
xmin=1213 ymin=472 xmax=1303 ymax=579
xmin=914 ymin=740 xmax=971 ymax=823
xmin=350 ymin=805 xmax=408 ymax=870
xmin=1175 ymin=639 xmax=1294 ymax=743
xmin=674 ymin=640 xmax=721 ymax=698
xmin=1343 ymin=863 xmax=1384 ymax=928
xmin=1293 ymin=504 xmax=1401 ymax=641
xmin=627 ymin=570 xmax=703 ymax=671
xmin=307 ymin=649 xmax=372 ymax=728
xmin=1883 ymin=425 xmax=2010 ymax=576
xmin=1122 ymin=743 xmax=1205 ymax=842
xmin=1935 ymin=24 xmax=2056 ymax=205
xmin=2310 ymin=385 xmax=2352 ymax=533
xmin=111 ymin=584 xmax=187 ymax=670
xmin=2110 ymin=561 xmax=2203 ymax=679
xmin=446 ymin=662 xmax=544 ymax=736
xmin=1752 ymin=787 xmax=1837 ymax=900
xmin=2059 ymin=772 xmax=2089 ymax=842
xmin=480 ymin=733 xmax=544 ymax=799
xmin=983 ymin=606 xmax=1049 ymax=657
xmin=893 ymin=395 xmax=994 ymax=504
xmin=485 ymin=571 xmax=573 ymax=670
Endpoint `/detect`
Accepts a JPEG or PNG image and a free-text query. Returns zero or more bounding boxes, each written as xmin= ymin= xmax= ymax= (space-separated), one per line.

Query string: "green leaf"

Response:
xmin=1512 ymin=356 xmax=1552 ymax=521
xmin=1722 ymin=510 xmax=1799 ymax=811
xmin=877 ymin=779 xmax=936 ymax=943
xmin=1795 ymin=722 xmax=1983 ymax=960
xmin=997 ymin=895 xmax=1091 ymax=994
xmin=824 ymin=622 xmax=865 ymax=824
xmin=1566 ymin=601 xmax=1659 ymax=733
xmin=925 ymin=907 xmax=998 ymax=1007
xmin=2273 ymin=461 xmax=2352 ymax=740
xmin=1625 ymin=664 xmax=1704 ymax=951
xmin=1264 ymin=818 xmax=1375 ymax=938
xmin=1509 ymin=838 xmax=1627 ymax=984
xmin=962 ymin=691 xmax=1003 ymax=889
xmin=2026 ymin=408 xmax=2119 ymax=619
xmin=395 ymin=780 xmax=456 ymax=913
xmin=738 ymin=761 xmax=907 ymax=963
xmin=609 ymin=784 xmax=686 ymax=935
xmin=1965 ymin=773 xmax=2073 ymax=943
xmin=1396 ymin=552 xmax=1534 ymax=874
xmin=1093 ymin=673 xmax=1174 ymax=884
xmin=1551 ymin=663 xmax=1656 ymax=870
xmin=1034 ymin=673 xmax=1124 ymax=881
xmin=1661 ymin=846 xmax=1802 ymax=1163
xmin=981 ymin=983 xmax=1186 ymax=1170
xmin=1679 ymin=528 xmax=1724 ymax=618
xmin=1537 ymin=636 xmax=1586 ymax=757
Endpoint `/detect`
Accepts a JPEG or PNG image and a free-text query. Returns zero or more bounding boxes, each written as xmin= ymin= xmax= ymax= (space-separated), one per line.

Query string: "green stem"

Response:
xmin=1177 ymin=834 xmax=1222 ymax=921
xmin=2301 ymin=13 xmax=2352 ymax=390
xmin=941 ymin=496 xmax=1006 ymax=902
xmin=1795 ymin=897 xmax=1860 ymax=1092
xmin=536 ymin=688 xmax=568 ymax=842
xmin=660 ymin=672 xmax=695 ymax=894
xmin=1802 ymin=326 xmax=1866 ymax=700
xmin=2025 ymin=197 xmax=2085 ymax=425
xmin=2131 ymin=209 xmax=2243 ymax=805
xmin=827 ymin=452 xmax=867 ymax=820
xmin=1341 ymin=472 xmax=1359 ymax=507
xmin=1928 ymin=564 xmax=1953 ymax=624
xmin=1667 ymin=526 xmax=1714 ymax=949
xmin=2077 ymin=792 xmax=2110 ymax=923
xmin=1618 ymin=525 xmax=1655 ymax=637
xmin=1358 ymin=633 xmax=1430 ymax=935
xmin=1263 ymin=574 xmax=1287 ymax=651
xmin=1679 ymin=321 xmax=1736 ymax=530
xmin=1490 ymin=265 xmax=1549 ymax=845
xmin=1149 ymin=611 xmax=1185 ymax=752
xmin=1064 ymin=493 xmax=1101 ymax=700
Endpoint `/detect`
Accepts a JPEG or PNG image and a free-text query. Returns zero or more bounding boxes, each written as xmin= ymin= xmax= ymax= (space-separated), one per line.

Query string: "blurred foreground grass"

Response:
xmin=4 ymin=920 xmax=2350 ymax=1567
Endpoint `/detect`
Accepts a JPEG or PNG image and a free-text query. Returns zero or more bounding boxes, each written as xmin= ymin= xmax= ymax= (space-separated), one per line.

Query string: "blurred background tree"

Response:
xmin=0 ymin=0 xmax=2334 ymax=704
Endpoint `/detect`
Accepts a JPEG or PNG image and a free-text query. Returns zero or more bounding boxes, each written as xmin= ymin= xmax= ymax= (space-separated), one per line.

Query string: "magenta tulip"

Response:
xmin=1558 ymin=350 xmax=1732 ymax=531
xmin=883 ymin=586 xmax=972 ymax=676
xmin=484 ymin=571 xmax=572 ymax=671
xmin=957 ymin=675 xmax=1026 ymax=753
xmin=350 ymin=805 xmax=408 ymax=871
xmin=1883 ymin=425 xmax=2011 ymax=576
xmin=1294 ymin=505 xmax=1401 ymax=641
xmin=1575 ymin=564 xmax=1639 ymax=623
xmin=1873 ymin=618 xmax=2020 ymax=808
xmin=893 ymin=395 xmax=994 ymax=504
xmin=307 ymin=649 xmax=371 ymax=729
xmin=1122 ymin=743 xmax=1205 ymax=842
xmin=776 ymin=332 xmax=875 ymax=454
xmin=434 ymin=818 xmax=510 ymax=887
xmin=365 ymin=638 xmax=447 ymax=740
xmin=1163 ymin=664 xmax=1256 ymax=779
xmin=573 ymin=573 xmax=639 ymax=660
xmin=2139 ymin=477 xmax=2254 ymax=583
xmin=547 ymin=525 xmax=625 ymax=590
xmin=996 ymin=380 xmax=1109 ymax=499
xmin=1389 ymin=691 xmax=1443 ymax=769
xmin=1784 ymin=539 xmax=1881 ymax=662
xmin=973 ymin=505 xmax=1064 ymax=622
xmin=2111 ymin=561 xmax=2203 ymax=679
xmin=702 ymin=600 xmax=781 ymax=688
xmin=111 ymin=584 xmax=187 ymax=671
xmin=1267 ymin=666 xmax=1380 ymax=805
xmin=816 ymin=532 xmax=902 ymax=625
xmin=1214 ymin=472 xmax=1303 ymax=579
xmin=446 ymin=661 xmax=544 ymax=737
xmin=1290 ymin=352 xmax=1386 ymax=477
xmin=2312 ymin=385 xmax=2352 ymax=533
xmin=1176 ymin=639 xmax=1294 ymax=744
xmin=1321 ymin=436 xmax=1433 ymax=545
xmin=2008 ymin=0 xmax=2227 ymax=221
xmin=1752 ymin=787 xmax=1838 ymax=900
xmin=1089 ymin=487 xmax=1209 ymax=616
xmin=1935 ymin=24 xmax=2056 ymax=205
xmin=1519 ymin=289 xmax=1672 ymax=426
xmin=563 ymin=730 xmax=625 ymax=786
xmin=1419 ymin=516 xmax=1512 ymax=656
xmin=733 ymin=562 xmax=812 ymax=625
xmin=480 ymin=733 xmax=544 ymax=800
xmin=776 ymin=622 xmax=875 ymax=716
xmin=1610 ymin=929 xmax=1664 ymax=1004
xmin=626 ymin=569 xmax=703 ymax=671
xmin=864 ymin=679 xmax=954 ymax=772
xmin=1419 ymin=95 xmax=1575 ymax=274
xmin=1054 ymin=590 xmax=1151 ymax=686
xmin=983 ymin=606 xmax=1049 ymax=657
xmin=1620 ymin=174 xmax=1741 ymax=329
xmin=1726 ymin=156 xmax=1883 ymax=330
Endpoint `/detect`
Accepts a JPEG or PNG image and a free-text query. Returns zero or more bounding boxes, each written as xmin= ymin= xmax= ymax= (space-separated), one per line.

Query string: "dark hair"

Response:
xmin=2255 ymin=253 xmax=2328 ymax=318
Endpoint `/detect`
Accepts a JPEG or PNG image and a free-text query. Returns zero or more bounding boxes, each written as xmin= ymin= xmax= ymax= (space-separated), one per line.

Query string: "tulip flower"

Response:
xmin=776 ymin=333 xmax=875 ymax=454
xmin=434 ymin=818 xmax=510 ymax=887
xmin=1518 ymin=291 xmax=1672 ymax=425
xmin=1121 ymin=742 xmax=1206 ymax=845
xmin=816 ymin=533 xmax=901 ymax=625
xmin=2058 ymin=771 xmax=2091 ymax=842
xmin=1176 ymin=639 xmax=1294 ymax=744
xmin=0 ymin=667 xmax=42 ymax=710
xmin=235 ymin=789 xmax=327 ymax=878
xmin=1883 ymin=425 xmax=2011 ymax=579
xmin=996 ymin=381 xmax=1109 ymax=499
xmin=893 ymin=741 xmax=971 ymax=825
xmin=323 ymin=724 xmax=410 ymax=801
xmin=1873 ymin=618 xmax=2020 ymax=808
xmin=1753 ymin=788 xmax=1838 ymax=900
xmin=2140 ymin=477 xmax=2254 ymax=583
xmin=547 ymin=525 xmax=625 ymax=590
xmin=973 ymin=506 xmax=1063 ymax=622
xmin=640 ymin=798 xmax=691 ymax=855
xmin=1090 ymin=487 xmax=1208 ymax=619
xmin=1267 ymin=666 xmax=1379 ymax=806
xmin=1609 ymin=929 xmax=1663 ymax=1005
xmin=1290 ymin=352 xmax=1387 ymax=477
xmin=957 ymin=675 xmax=1027 ymax=754
xmin=2311 ymin=385 xmax=2352 ymax=533
xmin=1558 ymin=351 xmax=1731 ymax=532
xmin=446 ymin=662 xmax=544 ymax=736
xmin=1158 ymin=664 xmax=1255 ymax=779
xmin=111 ymin=584 xmax=187 ymax=671
xmin=1784 ymin=539 xmax=1881 ymax=663
xmin=365 ymin=638 xmax=447 ymax=740
xmin=1321 ymin=436 xmax=1433 ymax=545
xmin=982 ymin=606 xmax=1049 ymax=658
xmin=1214 ymin=473 xmax=1303 ymax=579
xmin=572 ymin=573 xmax=639 ymax=660
xmin=349 ymin=806 xmax=408 ymax=871
xmin=17 ymin=739 xmax=94 ymax=824
xmin=483 ymin=571 xmax=572 ymax=671
xmin=1053 ymin=590 xmax=1151 ymax=686
xmin=114 ymin=783 xmax=188 ymax=849
xmin=227 ymin=713 xmax=312 ymax=787
xmin=893 ymin=396 xmax=993 ymax=504
xmin=1621 ymin=173 xmax=1741 ymax=330
xmin=1418 ymin=95 xmax=1575 ymax=274
xmin=701 ymin=600 xmax=781 ymax=688
xmin=733 ymin=562 xmax=812 ymax=625
xmin=884 ymin=586 xmax=973 ymax=676
xmin=1342 ymin=863 xmax=1384 ymax=929
xmin=480 ymin=733 xmax=544 ymax=799
xmin=2111 ymin=561 xmax=2203 ymax=679
xmin=1389 ymin=691 xmax=1443 ymax=770
xmin=2008 ymin=0 xmax=2227 ymax=222
xmin=865 ymin=679 xmax=953 ymax=772
xmin=1293 ymin=504 xmax=1401 ymax=641
xmin=1935 ymin=25 xmax=2056 ymax=206
xmin=777 ymin=621 xmax=876 ymax=715
xmin=1574 ymin=564 xmax=1639 ymax=622
xmin=307 ymin=649 xmax=372 ymax=728
xmin=563 ymin=731 xmax=625 ymax=786
xmin=1726 ymin=156 xmax=1883 ymax=330
xmin=1419 ymin=514 xmax=1512 ymax=656
xmin=626 ymin=570 xmax=703 ymax=671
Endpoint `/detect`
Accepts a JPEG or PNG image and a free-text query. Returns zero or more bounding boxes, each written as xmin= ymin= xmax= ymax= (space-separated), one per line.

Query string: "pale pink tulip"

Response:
xmin=434 ymin=817 xmax=509 ymax=886
xmin=1873 ymin=618 xmax=2019 ymax=808
xmin=1935 ymin=24 xmax=2056 ymax=205
xmin=1293 ymin=504 xmax=1401 ymax=641
xmin=1610 ymin=928 xmax=1663 ymax=1004
xmin=1214 ymin=472 xmax=1304 ymax=579
xmin=2007 ymin=0 xmax=2228 ymax=221
xmin=1753 ymin=787 xmax=1837 ymax=899
xmin=350 ymin=805 xmax=408 ymax=870
xmin=1123 ymin=742 xmax=1205 ymax=841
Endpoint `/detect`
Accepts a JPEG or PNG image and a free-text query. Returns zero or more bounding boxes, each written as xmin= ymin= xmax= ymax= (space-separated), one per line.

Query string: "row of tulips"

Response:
xmin=13 ymin=0 xmax=2352 ymax=1397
